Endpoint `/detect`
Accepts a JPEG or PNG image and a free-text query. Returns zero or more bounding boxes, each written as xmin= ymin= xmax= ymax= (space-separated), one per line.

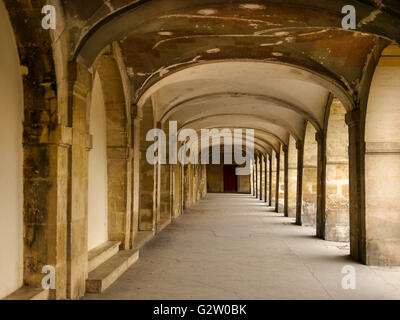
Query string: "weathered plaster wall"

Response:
xmin=207 ymin=164 xmax=224 ymax=193
xmin=0 ymin=0 xmax=23 ymax=298
xmin=88 ymin=73 xmax=108 ymax=251
xmin=238 ymin=174 xmax=251 ymax=194
xmin=365 ymin=50 xmax=400 ymax=265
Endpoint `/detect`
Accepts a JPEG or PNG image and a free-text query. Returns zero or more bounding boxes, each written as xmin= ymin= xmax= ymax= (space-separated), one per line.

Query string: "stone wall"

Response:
xmin=206 ymin=163 xmax=251 ymax=194
xmin=325 ymin=99 xmax=349 ymax=242
xmin=302 ymin=123 xmax=317 ymax=227
xmin=288 ymin=137 xmax=297 ymax=218
xmin=278 ymin=146 xmax=285 ymax=213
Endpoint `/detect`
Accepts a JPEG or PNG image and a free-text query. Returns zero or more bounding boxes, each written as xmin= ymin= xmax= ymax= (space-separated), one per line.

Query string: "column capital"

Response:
xmin=345 ymin=108 xmax=361 ymax=127
xmin=282 ymin=145 xmax=288 ymax=153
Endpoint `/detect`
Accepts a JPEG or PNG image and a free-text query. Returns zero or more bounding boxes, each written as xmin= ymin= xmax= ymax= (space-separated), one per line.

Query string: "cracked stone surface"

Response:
xmin=85 ymin=193 xmax=400 ymax=300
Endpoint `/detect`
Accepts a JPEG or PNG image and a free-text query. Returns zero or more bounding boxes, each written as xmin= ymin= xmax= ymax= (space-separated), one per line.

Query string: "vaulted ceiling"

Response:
xmin=63 ymin=0 xmax=400 ymax=156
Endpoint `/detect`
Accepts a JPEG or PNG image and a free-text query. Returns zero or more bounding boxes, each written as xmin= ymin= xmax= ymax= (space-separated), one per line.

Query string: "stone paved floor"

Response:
xmin=85 ymin=193 xmax=400 ymax=300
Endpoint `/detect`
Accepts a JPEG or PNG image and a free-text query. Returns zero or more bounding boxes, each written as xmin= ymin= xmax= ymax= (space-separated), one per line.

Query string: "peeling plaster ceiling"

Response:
xmin=62 ymin=0 xmax=399 ymax=150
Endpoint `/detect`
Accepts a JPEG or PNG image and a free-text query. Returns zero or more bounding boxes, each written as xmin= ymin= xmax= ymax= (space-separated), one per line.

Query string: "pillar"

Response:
xmin=264 ymin=155 xmax=268 ymax=203
xmin=68 ymin=61 xmax=92 ymax=299
xmin=278 ymin=146 xmax=285 ymax=213
xmin=252 ymin=158 xmax=256 ymax=196
xmin=131 ymin=109 xmax=141 ymax=247
xmin=259 ymin=155 xmax=263 ymax=201
xmin=346 ymin=108 xmax=365 ymax=262
xmin=138 ymin=101 xmax=156 ymax=233
xmin=288 ymin=137 xmax=298 ymax=218
xmin=159 ymin=122 xmax=172 ymax=228
xmin=255 ymin=154 xmax=259 ymax=198
xmin=271 ymin=152 xmax=276 ymax=208
xmin=316 ymin=131 xmax=327 ymax=239
xmin=302 ymin=123 xmax=318 ymax=227
xmin=269 ymin=154 xmax=272 ymax=207
xmin=24 ymin=80 xmax=71 ymax=300
xmin=296 ymin=141 xmax=304 ymax=225
xmin=283 ymin=146 xmax=289 ymax=217
xmin=325 ymin=99 xmax=349 ymax=242
xmin=275 ymin=151 xmax=280 ymax=212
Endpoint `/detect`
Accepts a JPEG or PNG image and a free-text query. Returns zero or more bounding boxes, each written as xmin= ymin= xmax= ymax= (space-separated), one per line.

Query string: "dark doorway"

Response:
xmin=223 ymin=165 xmax=237 ymax=192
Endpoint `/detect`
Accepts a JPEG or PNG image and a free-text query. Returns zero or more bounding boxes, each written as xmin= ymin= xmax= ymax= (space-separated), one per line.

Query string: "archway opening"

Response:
xmin=88 ymin=72 xmax=109 ymax=251
xmin=364 ymin=44 xmax=400 ymax=265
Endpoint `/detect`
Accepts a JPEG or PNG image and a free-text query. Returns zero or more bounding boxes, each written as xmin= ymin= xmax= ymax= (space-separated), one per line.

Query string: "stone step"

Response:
xmin=88 ymin=240 xmax=121 ymax=273
xmin=133 ymin=230 xmax=154 ymax=250
xmin=4 ymin=286 xmax=49 ymax=300
xmin=158 ymin=218 xmax=171 ymax=232
xmin=86 ymin=249 xmax=139 ymax=294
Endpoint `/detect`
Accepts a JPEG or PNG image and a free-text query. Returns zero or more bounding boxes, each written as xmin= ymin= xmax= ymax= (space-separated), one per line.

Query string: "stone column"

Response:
xmin=275 ymin=152 xmax=280 ymax=212
xmin=159 ymin=122 xmax=172 ymax=228
xmin=255 ymin=154 xmax=259 ymax=198
xmin=269 ymin=154 xmax=272 ymax=207
xmin=283 ymin=145 xmax=289 ymax=217
xmin=131 ymin=108 xmax=141 ymax=247
xmin=181 ymin=162 xmax=185 ymax=212
xmin=138 ymin=102 xmax=156 ymax=233
xmin=171 ymin=163 xmax=182 ymax=219
xmin=264 ymin=155 xmax=268 ymax=203
xmin=67 ymin=61 xmax=92 ymax=299
xmin=316 ymin=131 xmax=327 ymax=239
xmin=24 ymin=87 xmax=71 ymax=300
xmin=325 ymin=99 xmax=349 ymax=242
xmin=296 ymin=141 xmax=304 ymax=225
xmin=302 ymin=124 xmax=318 ymax=227
xmin=288 ymin=137 xmax=298 ymax=218
xmin=252 ymin=159 xmax=256 ymax=196
xmin=107 ymin=146 xmax=133 ymax=249
xmin=346 ymin=108 xmax=365 ymax=263
xmin=259 ymin=155 xmax=263 ymax=201
xmin=278 ymin=146 xmax=285 ymax=213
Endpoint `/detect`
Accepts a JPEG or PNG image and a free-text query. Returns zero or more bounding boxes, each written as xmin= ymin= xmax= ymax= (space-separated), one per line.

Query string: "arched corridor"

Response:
xmin=1 ymin=0 xmax=400 ymax=301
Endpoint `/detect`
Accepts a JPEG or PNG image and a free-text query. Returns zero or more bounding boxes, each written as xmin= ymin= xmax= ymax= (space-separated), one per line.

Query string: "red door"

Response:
xmin=223 ymin=165 xmax=237 ymax=192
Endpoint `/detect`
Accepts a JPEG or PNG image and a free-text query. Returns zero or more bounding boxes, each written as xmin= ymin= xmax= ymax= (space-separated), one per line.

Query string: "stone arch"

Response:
xmin=87 ymin=72 xmax=108 ymax=251
xmin=2 ymin=0 xmax=71 ymax=299
xmin=363 ymin=44 xmax=400 ymax=265
xmin=0 ymin=0 xmax=24 ymax=299
xmin=91 ymin=47 xmax=132 ymax=250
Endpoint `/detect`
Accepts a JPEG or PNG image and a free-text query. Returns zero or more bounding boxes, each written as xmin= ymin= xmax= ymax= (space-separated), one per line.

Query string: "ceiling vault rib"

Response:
xmin=160 ymin=91 xmax=321 ymax=131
